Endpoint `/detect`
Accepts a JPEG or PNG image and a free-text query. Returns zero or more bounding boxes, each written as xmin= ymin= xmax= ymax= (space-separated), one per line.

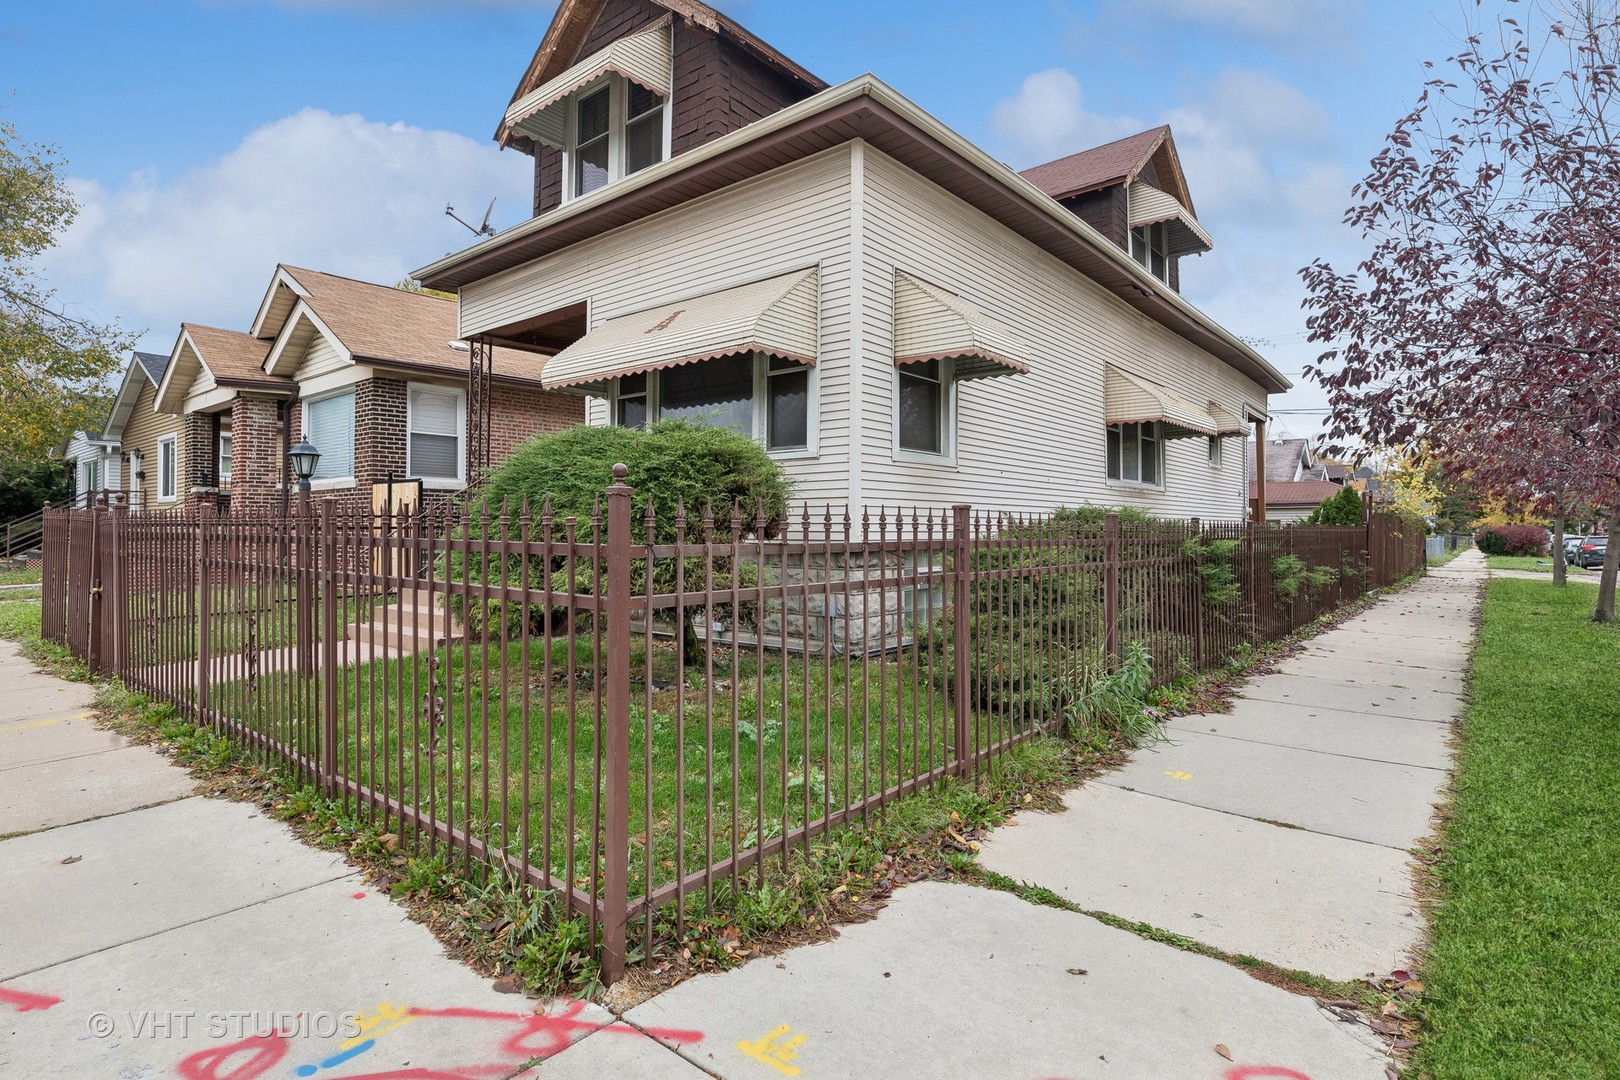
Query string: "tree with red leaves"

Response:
xmin=1302 ymin=0 xmax=1620 ymax=620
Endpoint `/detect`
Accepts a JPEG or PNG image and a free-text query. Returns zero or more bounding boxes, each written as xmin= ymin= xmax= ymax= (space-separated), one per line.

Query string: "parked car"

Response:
xmin=1575 ymin=537 xmax=1609 ymax=569
xmin=1565 ymin=535 xmax=1588 ymax=564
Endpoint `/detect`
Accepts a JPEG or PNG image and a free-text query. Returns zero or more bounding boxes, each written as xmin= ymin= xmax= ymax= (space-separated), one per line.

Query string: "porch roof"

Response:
xmin=540 ymin=268 xmax=819 ymax=391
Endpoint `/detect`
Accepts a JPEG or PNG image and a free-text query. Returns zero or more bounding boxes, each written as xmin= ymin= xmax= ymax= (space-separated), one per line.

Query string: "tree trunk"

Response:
xmin=1595 ymin=507 xmax=1619 ymax=624
xmin=1552 ymin=512 xmax=1567 ymax=587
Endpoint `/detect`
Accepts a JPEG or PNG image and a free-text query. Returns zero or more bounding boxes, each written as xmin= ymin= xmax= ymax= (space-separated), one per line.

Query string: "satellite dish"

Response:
xmin=445 ymin=198 xmax=498 ymax=238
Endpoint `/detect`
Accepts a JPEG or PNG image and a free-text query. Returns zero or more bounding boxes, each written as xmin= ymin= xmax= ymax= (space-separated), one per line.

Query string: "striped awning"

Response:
xmin=505 ymin=17 xmax=673 ymax=149
xmin=1208 ymin=402 xmax=1249 ymax=436
xmin=1128 ymin=182 xmax=1214 ymax=257
xmin=1106 ymin=365 xmax=1238 ymax=439
xmin=541 ymin=268 xmax=819 ymax=391
xmin=893 ymin=272 xmax=1029 ymax=380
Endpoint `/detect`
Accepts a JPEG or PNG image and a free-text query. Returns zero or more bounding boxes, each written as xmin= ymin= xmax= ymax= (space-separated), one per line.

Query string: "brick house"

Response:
xmin=145 ymin=267 xmax=582 ymax=515
xmin=416 ymin=0 xmax=1289 ymax=522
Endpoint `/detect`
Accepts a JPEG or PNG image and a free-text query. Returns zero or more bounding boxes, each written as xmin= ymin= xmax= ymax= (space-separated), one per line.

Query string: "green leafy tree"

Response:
xmin=1304 ymin=485 xmax=1365 ymax=526
xmin=0 ymin=110 xmax=132 ymax=466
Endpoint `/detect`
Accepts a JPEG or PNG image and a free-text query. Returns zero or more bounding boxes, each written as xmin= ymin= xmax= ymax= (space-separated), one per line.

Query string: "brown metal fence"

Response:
xmin=42 ymin=481 xmax=1423 ymax=983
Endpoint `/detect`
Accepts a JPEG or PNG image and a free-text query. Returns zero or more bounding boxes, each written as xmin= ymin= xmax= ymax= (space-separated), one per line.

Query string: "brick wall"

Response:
xmin=181 ymin=412 xmax=216 ymax=511
xmin=355 ymin=377 xmax=408 ymax=486
xmin=485 ymin=383 xmax=586 ymax=469
xmin=532 ymin=0 xmax=817 ymax=216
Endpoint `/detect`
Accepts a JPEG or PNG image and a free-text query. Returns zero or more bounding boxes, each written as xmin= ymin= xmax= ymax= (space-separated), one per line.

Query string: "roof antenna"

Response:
xmin=445 ymin=197 xmax=497 ymax=238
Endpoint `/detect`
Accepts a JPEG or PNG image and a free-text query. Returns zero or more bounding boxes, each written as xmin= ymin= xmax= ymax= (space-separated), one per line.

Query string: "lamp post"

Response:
xmin=287 ymin=439 xmax=320 ymax=677
xmin=287 ymin=440 xmax=321 ymax=493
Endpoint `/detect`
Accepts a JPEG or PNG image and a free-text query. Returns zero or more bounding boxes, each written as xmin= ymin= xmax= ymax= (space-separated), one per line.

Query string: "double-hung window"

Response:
xmin=566 ymin=78 xmax=667 ymax=202
xmin=1130 ymin=221 xmax=1171 ymax=284
xmin=610 ymin=352 xmax=812 ymax=453
xmin=407 ymin=385 xmax=465 ymax=483
xmin=896 ymin=359 xmax=950 ymax=458
xmin=1106 ymin=421 xmax=1162 ymax=486
xmin=157 ymin=435 xmax=178 ymax=503
xmin=303 ymin=390 xmax=356 ymax=483
xmin=217 ymin=424 xmax=232 ymax=486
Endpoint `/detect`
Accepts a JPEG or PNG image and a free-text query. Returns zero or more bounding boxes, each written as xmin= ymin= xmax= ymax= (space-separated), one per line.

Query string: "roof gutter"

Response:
xmin=417 ymin=75 xmax=1289 ymax=394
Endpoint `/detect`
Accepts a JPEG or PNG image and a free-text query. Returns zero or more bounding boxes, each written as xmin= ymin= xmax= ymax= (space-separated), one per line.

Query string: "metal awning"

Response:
xmin=1128 ymin=182 xmax=1214 ymax=257
xmin=1106 ymin=365 xmax=1241 ymax=438
xmin=1208 ymin=402 xmax=1249 ymax=435
xmin=893 ymin=271 xmax=1030 ymax=380
xmin=505 ymin=17 xmax=673 ymax=149
xmin=541 ymin=268 xmax=819 ymax=391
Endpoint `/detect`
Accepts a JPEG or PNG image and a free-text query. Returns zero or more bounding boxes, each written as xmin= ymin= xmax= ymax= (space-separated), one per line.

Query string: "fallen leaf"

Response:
xmin=1065 ymin=968 xmax=1088 ymax=976
xmin=949 ymin=810 xmax=961 ymax=823
xmin=1215 ymin=1044 xmax=1233 ymax=1061
xmin=1389 ymin=969 xmax=1412 ymax=983
xmin=380 ymin=833 xmax=400 ymax=852
xmin=1402 ymin=979 xmax=1424 ymax=994
xmin=60 ymin=855 xmax=82 ymax=865
xmin=1022 ymin=793 xmax=1033 ymax=804
xmin=492 ymin=976 xmax=522 ymax=994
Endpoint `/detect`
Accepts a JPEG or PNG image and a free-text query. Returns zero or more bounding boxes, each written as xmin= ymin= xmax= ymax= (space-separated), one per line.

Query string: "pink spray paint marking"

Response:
xmin=0 ymin=986 xmax=62 ymax=1012
xmin=409 ymin=1002 xmax=705 ymax=1060
xmin=1224 ymin=1067 xmax=1316 ymax=1080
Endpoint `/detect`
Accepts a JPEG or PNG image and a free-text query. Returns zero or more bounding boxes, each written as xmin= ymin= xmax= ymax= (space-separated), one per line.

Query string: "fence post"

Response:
xmin=951 ymin=504 xmax=972 ymax=772
xmin=602 ymin=464 xmax=633 ymax=986
xmin=107 ymin=495 xmax=127 ymax=678
xmin=1103 ymin=513 xmax=1120 ymax=664
xmin=197 ymin=503 xmax=213 ymax=718
xmin=86 ymin=497 xmax=106 ymax=676
xmin=319 ymin=498 xmax=339 ymax=797
xmin=1189 ymin=518 xmax=1205 ymax=669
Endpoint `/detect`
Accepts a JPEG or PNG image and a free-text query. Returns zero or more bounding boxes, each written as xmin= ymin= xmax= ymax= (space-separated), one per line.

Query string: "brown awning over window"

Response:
xmin=1106 ymin=365 xmax=1243 ymax=438
xmin=505 ymin=17 xmax=673 ymax=149
xmin=893 ymin=271 xmax=1030 ymax=380
xmin=540 ymin=267 xmax=819 ymax=391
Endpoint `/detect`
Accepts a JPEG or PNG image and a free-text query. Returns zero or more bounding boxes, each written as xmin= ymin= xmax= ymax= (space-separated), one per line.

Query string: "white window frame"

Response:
xmin=406 ymin=382 xmax=468 ymax=489
xmin=217 ymin=424 xmax=232 ymax=486
xmin=1207 ymin=435 xmax=1222 ymax=468
xmin=157 ymin=434 xmax=178 ymax=503
xmin=301 ymin=388 xmax=358 ymax=491
xmin=606 ymin=352 xmax=819 ymax=459
xmin=561 ymin=74 xmax=671 ymax=204
xmin=1129 ymin=221 xmax=1171 ymax=285
xmin=892 ymin=357 xmax=956 ymax=465
xmin=1106 ymin=421 xmax=1165 ymax=489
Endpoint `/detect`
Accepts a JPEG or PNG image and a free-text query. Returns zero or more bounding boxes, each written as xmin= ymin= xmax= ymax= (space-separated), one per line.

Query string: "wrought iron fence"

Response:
xmin=42 ymin=481 xmax=1423 ymax=983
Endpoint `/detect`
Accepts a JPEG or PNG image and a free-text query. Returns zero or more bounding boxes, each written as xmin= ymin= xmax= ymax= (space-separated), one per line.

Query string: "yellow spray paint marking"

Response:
xmin=737 ymin=1024 xmax=806 ymax=1076
xmin=1164 ymin=770 xmax=1193 ymax=781
xmin=341 ymin=1002 xmax=416 ymax=1050
xmin=1 ymin=712 xmax=93 ymax=735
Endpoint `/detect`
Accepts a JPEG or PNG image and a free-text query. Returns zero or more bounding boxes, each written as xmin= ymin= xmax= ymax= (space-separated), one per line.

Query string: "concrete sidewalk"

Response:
xmin=0 ymin=634 xmax=699 ymax=1079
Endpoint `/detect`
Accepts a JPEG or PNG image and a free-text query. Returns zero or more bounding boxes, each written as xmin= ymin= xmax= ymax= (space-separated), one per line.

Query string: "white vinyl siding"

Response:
xmin=157 ymin=435 xmax=178 ymax=503
xmin=858 ymin=148 xmax=1264 ymax=520
xmin=407 ymin=385 xmax=465 ymax=484
xmin=461 ymin=145 xmax=855 ymax=507
xmin=304 ymin=390 xmax=356 ymax=483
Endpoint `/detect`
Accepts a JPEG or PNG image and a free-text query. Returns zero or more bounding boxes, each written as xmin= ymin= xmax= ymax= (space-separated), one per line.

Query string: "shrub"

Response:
xmin=1273 ymin=554 xmax=1336 ymax=603
xmin=1304 ymin=485 xmax=1365 ymax=526
xmin=1474 ymin=524 xmax=1548 ymax=557
xmin=451 ymin=420 xmax=792 ymax=645
xmin=1183 ymin=534 xmax=1241 ymax=609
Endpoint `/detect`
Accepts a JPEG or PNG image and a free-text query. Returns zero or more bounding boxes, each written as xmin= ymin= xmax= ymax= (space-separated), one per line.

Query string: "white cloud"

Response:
xmin=48 ymin=108 xmax=532 ymax=351
xmin=1118 ymin=0 xmax=1361 ymax=43
xmin=988 ymin=68 xmax=1142 ymax=167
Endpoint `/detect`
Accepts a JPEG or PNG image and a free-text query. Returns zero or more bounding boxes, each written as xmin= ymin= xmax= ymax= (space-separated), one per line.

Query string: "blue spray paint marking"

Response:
xmin=292 ymin=1038 xmax=375 ymax=1076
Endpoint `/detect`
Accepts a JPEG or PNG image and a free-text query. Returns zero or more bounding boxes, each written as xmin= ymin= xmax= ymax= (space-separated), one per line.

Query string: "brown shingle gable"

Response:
xmin=1021 ymin=125 xmax=1196 ymax=216
xmin=182 ymin=323 xmax=287 ymax=389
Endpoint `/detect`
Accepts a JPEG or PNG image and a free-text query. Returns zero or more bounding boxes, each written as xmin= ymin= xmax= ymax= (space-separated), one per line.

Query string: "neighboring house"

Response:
xmin=417 ymin=0 xmax=1286 ymax=521
xmin=58 ymin=430 xmax=120 ymax=509
xmin=154 ymin=322 xmax=293 ymax=513
xmin=1247 ymin=479 xmax=1344 ymax=524
xmin=1246 ymin=437 xmax=1329 ymax=485
xmin=100 ymin=350 xmax=180 ymax=512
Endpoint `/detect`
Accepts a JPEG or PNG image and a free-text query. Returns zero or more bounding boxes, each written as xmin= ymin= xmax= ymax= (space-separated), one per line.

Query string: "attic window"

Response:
xmin=1130 ymin=222 xmax=1170 ymax=284
xmin=567 ymin=78 xmax=667 ymax=201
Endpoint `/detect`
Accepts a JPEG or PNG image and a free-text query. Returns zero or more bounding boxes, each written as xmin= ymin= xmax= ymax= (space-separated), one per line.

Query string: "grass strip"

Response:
xmin=1414 ymin=578 xmax=1620 ymax=1080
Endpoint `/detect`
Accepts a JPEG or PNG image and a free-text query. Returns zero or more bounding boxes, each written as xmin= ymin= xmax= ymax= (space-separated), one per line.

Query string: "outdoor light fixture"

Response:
xmin=287 ymin=440 xmax=321 ymax=492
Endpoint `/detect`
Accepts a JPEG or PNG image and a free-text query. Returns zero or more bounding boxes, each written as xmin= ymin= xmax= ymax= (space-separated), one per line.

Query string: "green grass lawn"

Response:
xmin=1415 ymin=578 xmax=1620 ymax=1079
xmin=1484 ymin=554 xmax=1597 ymax=574
xmin=0 ymin=566 xmax=41 ymax=587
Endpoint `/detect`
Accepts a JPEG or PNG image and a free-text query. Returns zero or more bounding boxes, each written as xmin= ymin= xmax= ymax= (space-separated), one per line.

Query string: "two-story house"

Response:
xmin=408 ymin=0 xmax=1288 ymax=520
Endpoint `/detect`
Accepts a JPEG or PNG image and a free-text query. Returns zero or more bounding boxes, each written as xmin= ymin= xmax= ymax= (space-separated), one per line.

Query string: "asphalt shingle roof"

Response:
xmin=1019 ymin=126 xmax=1170 ymax=201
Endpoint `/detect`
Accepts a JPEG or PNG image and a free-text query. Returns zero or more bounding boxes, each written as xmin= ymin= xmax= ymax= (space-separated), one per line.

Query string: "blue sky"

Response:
xmin=2 ymin=0 xmax=1471 ymax=436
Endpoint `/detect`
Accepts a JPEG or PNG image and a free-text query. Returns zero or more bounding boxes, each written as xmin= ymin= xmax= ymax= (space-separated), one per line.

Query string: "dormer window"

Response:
xmin=566 ymin=78 xmax=667 ymax=201
xmin=1130 ymin=222 xmax=1170 ymax=284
